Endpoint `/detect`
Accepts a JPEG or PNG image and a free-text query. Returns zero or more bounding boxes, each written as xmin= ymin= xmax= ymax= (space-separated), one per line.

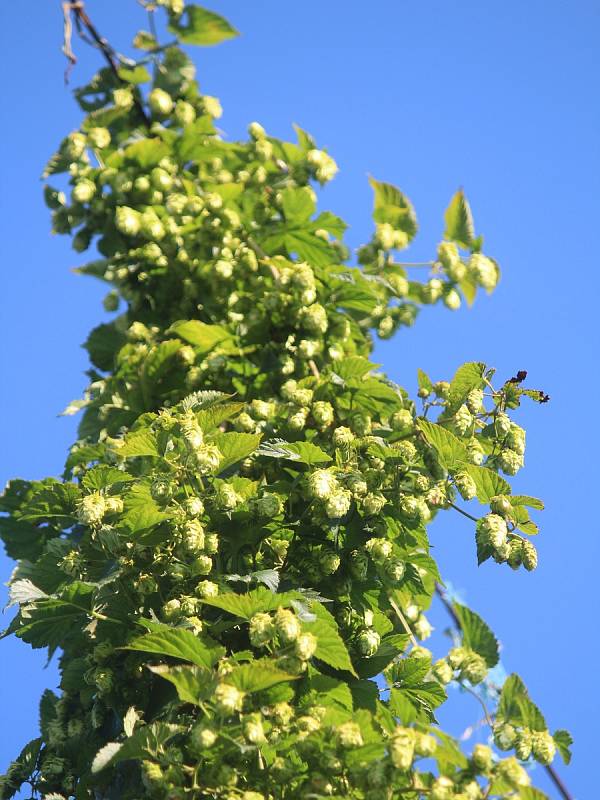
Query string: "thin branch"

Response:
xmin=448 ymin=501 xmax=479 ymax=523
xmin=435 ymin=584 xmax=574 ymax=800
xmin=388 ymin=595 xmax=418 ymax=648
xmin=63 ymin=1 xmax=150 ymax=126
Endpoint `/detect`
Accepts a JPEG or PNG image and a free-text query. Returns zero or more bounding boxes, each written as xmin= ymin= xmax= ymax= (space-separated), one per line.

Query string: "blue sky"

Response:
xmin=0 ymin=1 xmax=597 ymax=796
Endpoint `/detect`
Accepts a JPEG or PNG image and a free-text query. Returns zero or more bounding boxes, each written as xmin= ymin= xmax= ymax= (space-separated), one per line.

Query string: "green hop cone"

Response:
xmin=148 ymin=87 xmax=174 ymax=116
xmin=274 ymin=607 xmax=301 ymax=643
xmin=389 ymin=727 xmax=415 ymax=770
xmin=336 ymin=721 xmax=363 ymax=749
xmin=497 ymin=757 xmax=530 ymax=789
xmin=432 ymin=658 xmax=454 ymax=684
xmin=494 ymin=722 xmax=518 ymax=751
xmin=455 ymin=471 xmax=477 ymax=501
xmin=459 ymin=652 xmax=487 ymax=685
xmin=471 ymin=743 xmax=493 ymax=772
xmin=531 ymin=730 xmax=556 ymax=765
xmin=248 ymin=612 xmax=275 ymax=647
xmin=356 ymin=628 xmax=380 ymax=657
xmin=515 ymin=729 xmax=533 ymax=761
xmin=490 ymin=494 xmax=512 ymax=516
xmin=430 ymin=775 xmax=455 ymax=800
xmin=522 ymin=540 xmax=538 ymax=571
xmin=214 ymin=683 xmax=245 ymax=716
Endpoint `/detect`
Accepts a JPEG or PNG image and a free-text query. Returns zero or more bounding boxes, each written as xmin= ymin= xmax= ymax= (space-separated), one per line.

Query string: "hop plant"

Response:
xmin=0 ymin=5 xmax=569 ymax=800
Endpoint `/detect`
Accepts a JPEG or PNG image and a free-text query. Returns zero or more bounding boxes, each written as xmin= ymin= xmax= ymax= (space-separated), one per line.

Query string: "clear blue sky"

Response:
xmin=0 ymin=2 xmax=597 ymax=796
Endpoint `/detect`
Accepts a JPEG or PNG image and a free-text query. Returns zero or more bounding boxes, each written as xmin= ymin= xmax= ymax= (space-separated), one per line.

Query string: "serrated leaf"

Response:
xmin=334 ymin=356 xmax=379 ymax=382
xmin=81 ymin=466 xmax=135 ymax=490
xmin=148 ymin=664 xmax=210 ymax=705
xmin=16 ymin=582 xmax=95 ymax=651
xmin=458 ymin=463 xmax=511 ymax=503
xmin=444 ymin=189 xmax=475 ymax=248
xmin=123 ymin=138 xmax=170 ymax=168
xmin=417 ymin=419 xmax=467 ymax=469
xmin=283 ymin=441 xmax=332 ymax=465
xmin=121 ymin=482 xmax=172 ymax=534
xmin=169 ymin=5 xmax=239 ymax=46
xmin=212 ymin=431 xmax=262 ymax=472
xmin=280 ymin=186 xmax=315 ymax=223
xmin=119 ymin=428 xmax=160 ymax=458
xmin=91 ymin=742 xmax=122 ymax=774
xmin=200 ymin=587 xmax=298 ymax=619
xmin=447 ymin=361 xmax=486 ymax=410
xmin=226 ymin=661 xmax=299 ymax=692
xmin=168 ymin=320 xmax=231 ymax=353
xmin=369 ymin=176 xmax=418 ymax=240
xmin=123 ymin=706 xmax=140 ymax=737
xmin=417 ymin=368 xmax=433 ymax=393
xmin=7 ymin=579 xmax=48 ymax=608
xmin=453 ymin=603 xmax=499 ymax=667
xmin=304 ymin=602 xmax=357 ymax=676
xmin=553 ymin=729 xmax=573 ymax=765
xmin=510 ymin=495 xmax=544 ymax=510
xmin=123 ymin=626 xmax=225 ymax=669
xmin=302 ymin=673 xmax=354 ymax=712
xmin=20 ymin=481 xmax=80 ymax=524
xmin=117 ymin=65 xmax=151 ymax=84
xmin=497 ymin=673 xmax=546 ymax=730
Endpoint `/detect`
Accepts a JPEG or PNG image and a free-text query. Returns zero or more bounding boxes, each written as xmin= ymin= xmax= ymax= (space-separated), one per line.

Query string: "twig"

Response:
xmin=63 ymin=1 xmax=150 ymax=126
xmin=388 ymin=595 xmax=418 ymax=648
xmin=448 ymin=501 xmax=479 ymax=523
xmin=308 ymin=359 xmax=320 ymax=379
xmin=435 ymin=584 xmax=574 ymax=800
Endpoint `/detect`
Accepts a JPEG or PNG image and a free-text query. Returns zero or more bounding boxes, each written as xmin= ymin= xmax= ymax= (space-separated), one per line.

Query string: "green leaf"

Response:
xmin=369 ymin=176 xmax=418 ymax=240
xmin=417 ymin=368 xmax=433 ymax=394
xmin=357 ymin=634 xmax=410 ymax=679
xmin=304 ymin=602 xmax=357 ymax=676
xmin=117 ymin=65 xmax=151 ymax=84
xmin=553 ymin=729 xmax=573 ymax=765
xmin=84 ymin=322 xmax=126 ymax=372
xmin=389 ymin=681 xmax=446 ymax=724
xmin=168 ymin=320 xmax=232 ymax=353
xmin=16 ymin=582 xmax=95 ymax=651
xmin=169 ymin=5 xmax=239 ymax=46
xmin=121 ymin=482 xmax=172 ymax=535
xmin=200 ymin=587 xmax=298 ymax=619
xmin=123 ymin=138 xmax=170 ymax=168
xmin=212 ymin=431 xmax=262 ymax=472
xmin=280 ymin=186 xmax=315 ymax=223
xmin=119 ymin=428 xmax=160 ymax=458
xmin=510 ymin=495 xmax=545 ymax=511
xmin=444 ymin=189 xmax=475 ymax=248
xmin=148 ymin=664 xmax=210 ymax=705
xmin=141 ymin=340 xmax=183 ymax=397
xmin=334 ymin=356 xmax=378 ymax=382
xmin=81 ymin=466 xmax=135 ymax=491
xmin=417 ymin=420 xmax=467 ymax=469
xmin=458 ymin=464 xmax=511 ymax=503
xmin=283 ymin=229 xmax=337 ymax=267
xmin=453 ymin=603 xmax=499 ymax=667
xmin=283 ymin=441 xmax=332 ymax=465
xmin=19 ymin=481 xmax=80 ymax=524
xmin=123 ymin=627 xmax=225 ymax=669
xmin=226 ymin=661 xmax=299 ymax=692
xmin=302 ymin=673 xmax=354 ymax=712
xmin=447 ymin=361 xmax=486 ymax=410
xmin=497 ymin=673 xmax=546 ymax=730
